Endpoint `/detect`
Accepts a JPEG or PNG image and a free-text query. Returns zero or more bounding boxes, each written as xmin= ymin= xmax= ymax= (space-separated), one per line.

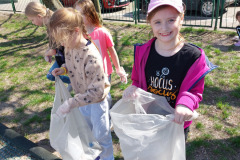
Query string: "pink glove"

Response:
xmin=44 ymin=56 xmax=52 ymax=63
xmin=116 ymin=67 xmax=128 ymax=84
xmin=122 ymin=85 xmax=138 ymax=99
xmin=56 ymin=100 xmax=71 ymax=117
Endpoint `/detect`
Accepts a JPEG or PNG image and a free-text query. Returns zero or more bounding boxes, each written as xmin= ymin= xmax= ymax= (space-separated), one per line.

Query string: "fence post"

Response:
xmin=135 ymin=0 xmax=137 ymax=24
xmin=219 ymin=0 xmax=225 ymax=28
xmin=214 ymin=0 xmax=220 ymax=30
xmin=11 ymin=0 xmax=16 ymax=13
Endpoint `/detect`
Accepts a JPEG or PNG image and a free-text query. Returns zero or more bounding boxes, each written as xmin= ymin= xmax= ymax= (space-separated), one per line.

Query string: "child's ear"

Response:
xmin=74 ymin=27 xmax=80 ymax=32
xmin=180 ymin=14 xmax=184 ymax=25
xmin=37 ymin=14 xmax=43 ymax=18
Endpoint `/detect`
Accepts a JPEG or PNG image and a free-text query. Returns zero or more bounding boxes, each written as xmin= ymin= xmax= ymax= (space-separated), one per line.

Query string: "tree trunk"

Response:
xmin=42 ymin=0 xmax=63 ymax=11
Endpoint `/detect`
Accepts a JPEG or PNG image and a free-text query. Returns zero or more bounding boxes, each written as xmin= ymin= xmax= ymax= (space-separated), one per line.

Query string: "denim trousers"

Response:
xmin=79 ymin=98 xmax=114 ymax=160
xmin=46 ymin=61 xmax=70 ymax=84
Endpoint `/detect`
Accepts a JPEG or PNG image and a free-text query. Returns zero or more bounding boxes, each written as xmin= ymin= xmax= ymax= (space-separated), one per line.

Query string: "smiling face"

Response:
xmin=27 ymin=15 xmax=44 ymax=26
xmin=150 ymin=6 xmax=183 ymax=45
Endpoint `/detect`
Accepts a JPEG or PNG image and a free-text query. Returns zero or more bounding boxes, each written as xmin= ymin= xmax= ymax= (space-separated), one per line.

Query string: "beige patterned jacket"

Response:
xmin=64 ymin=41 xmax=110 ymax=108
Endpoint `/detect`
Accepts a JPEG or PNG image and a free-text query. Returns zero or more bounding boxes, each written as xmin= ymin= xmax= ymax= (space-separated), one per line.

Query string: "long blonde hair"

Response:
xmin=74 ymin=0 xmax=101 ymax=27
xmin=25 ymin=2 xmax=53 ymax=22
xmin=49 ymin=8 xmax=89 ymax=51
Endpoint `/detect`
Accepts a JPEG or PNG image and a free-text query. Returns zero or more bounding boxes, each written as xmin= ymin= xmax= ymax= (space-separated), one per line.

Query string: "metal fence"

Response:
xmin=1 ymin=0 xmax=240 ymax=30
xmin=0 ymin=0 xmax=41 ymax=13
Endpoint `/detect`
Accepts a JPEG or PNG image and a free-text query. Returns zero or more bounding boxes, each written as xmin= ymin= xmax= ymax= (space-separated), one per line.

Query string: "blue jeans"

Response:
xmin=46 ymin=61 xmax=70 ymax=84
xmin=79 ymin=98 xmax=114 ymax=160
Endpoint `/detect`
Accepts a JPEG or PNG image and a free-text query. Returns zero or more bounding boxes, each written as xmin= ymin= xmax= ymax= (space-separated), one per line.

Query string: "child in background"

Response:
xmin=25 ymin=2 xmax=72 ymax=91
xmin=74 ymin=0 xmax=128 ymax=107
xmin=234 ymin=11 xmax=240 ymax=46
xmin=123 ymin=0 xmax=216 ymax=140
xmin=50 ymin=8 xmax=114 ymax=160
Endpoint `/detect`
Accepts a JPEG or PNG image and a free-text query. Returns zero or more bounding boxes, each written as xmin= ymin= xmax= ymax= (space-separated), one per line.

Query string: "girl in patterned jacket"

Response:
xmin=74 ymin=0 xmax=128 ymax=108
xmin=50 ymin=8 xmax=114 ymax=160
xmin=123 ymin=0 xmax=217 ymax=140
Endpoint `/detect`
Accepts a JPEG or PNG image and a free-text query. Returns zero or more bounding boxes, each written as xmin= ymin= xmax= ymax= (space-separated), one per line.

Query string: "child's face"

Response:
xmin=27 ymin=15 xmax=43 ymax=26
xmin=150 ymin=6 xmax=183 ymax=44
xmin=237 ymin=16 xmax=240 ymax=23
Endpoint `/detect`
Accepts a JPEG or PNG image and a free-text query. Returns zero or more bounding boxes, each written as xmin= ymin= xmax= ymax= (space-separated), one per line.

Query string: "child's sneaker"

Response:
xmin=232 ymin=36 xmax=239 ymax=41
xmin=234 ymin=41 xmax=240 ymax=46
xmin=67 ymin=84 xmax=73 ymax=92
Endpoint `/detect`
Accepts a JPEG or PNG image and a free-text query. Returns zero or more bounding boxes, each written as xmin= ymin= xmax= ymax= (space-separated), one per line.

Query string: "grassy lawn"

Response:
xmin=0 ymin=13 xmax=239 ymax=159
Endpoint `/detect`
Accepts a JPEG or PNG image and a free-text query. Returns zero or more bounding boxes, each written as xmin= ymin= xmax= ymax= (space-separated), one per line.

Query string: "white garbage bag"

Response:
xmin=110 ymin=88 xmax=186 ymax=160
xmin=49 ymin=77 xmax=102 ymax=160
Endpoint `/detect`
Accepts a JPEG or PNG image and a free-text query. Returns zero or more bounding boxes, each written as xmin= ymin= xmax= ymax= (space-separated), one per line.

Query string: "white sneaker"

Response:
xmin=232 ymin=36 xmax=239 ymax=41
xmin=67 ymin=84 xmax=73 ymax=92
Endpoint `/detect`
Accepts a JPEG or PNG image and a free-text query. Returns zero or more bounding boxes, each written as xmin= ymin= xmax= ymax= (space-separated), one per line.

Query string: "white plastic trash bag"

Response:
xmin=110 ymin=88 xmax=186 ymax=160
xmin=49 ymin=77 xmax=102 ymax=160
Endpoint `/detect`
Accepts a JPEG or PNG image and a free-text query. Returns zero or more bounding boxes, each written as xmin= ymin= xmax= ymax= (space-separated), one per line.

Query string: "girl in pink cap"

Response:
xmin=123 ymin=0 xmax=217 ymax=140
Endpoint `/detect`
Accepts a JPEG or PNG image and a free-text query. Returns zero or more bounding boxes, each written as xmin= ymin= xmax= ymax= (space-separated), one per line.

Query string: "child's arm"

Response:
xmin=174 ymin=78 xmax=205 ymax=124
xmin=108 ymin=46 xmax=128 ymax=83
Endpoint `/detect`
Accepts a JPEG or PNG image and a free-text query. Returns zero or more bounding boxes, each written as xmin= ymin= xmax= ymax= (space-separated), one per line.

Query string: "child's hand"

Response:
xmin=44 ymin=56 xmax=52 ymax=63
xmin=52 ymin=68 xmax=65 ymax=76
xmin=173 ymin=105 xmax=194 ymax=124
xmin=45 ymin=49 xmax=56 ymax=57
xmin=56 ymin=100 xmax=71 ymax=117
xmin=122 ymin=85 xmax=138 ymax=99
xmin=116 ymin=67 xmax=128 ymax=84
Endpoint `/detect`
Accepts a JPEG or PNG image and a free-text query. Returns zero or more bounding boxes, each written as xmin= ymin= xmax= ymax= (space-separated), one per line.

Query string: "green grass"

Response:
xmin=0 ymin=15 xmax=239 ymax=160
xmin=214 ymin=123 xmax=223 ymax=131
xmin=196 ymin=122 xmax=204 ymax=130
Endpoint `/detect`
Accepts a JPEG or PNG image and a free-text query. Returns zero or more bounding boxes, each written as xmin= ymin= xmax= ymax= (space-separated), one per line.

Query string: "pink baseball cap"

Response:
xmin=147 ymin=0 xmax=183 ymax=14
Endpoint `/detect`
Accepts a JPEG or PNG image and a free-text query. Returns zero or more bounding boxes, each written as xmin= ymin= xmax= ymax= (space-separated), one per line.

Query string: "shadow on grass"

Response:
xmin=203 ymin=85 xmax=240 ymax=108
xmin=111 ymin=131 xmax=240 ymax=159
xmin=0 ymin=13 xmax=13 ymax=27
xmin=186 ymin=136 xmax=240 ymax=160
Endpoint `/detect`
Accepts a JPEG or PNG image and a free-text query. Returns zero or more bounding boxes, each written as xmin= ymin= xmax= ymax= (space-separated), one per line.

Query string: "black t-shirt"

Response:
xmin=145 ymin=40 xmax=201 ymax=108
xmin=55 ymin=46 xmax=65 ymax=67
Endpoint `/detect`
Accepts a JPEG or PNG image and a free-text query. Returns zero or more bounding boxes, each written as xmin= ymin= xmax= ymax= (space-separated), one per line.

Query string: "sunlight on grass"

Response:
xmin=198 ymin=104 xmax=208 ymax=115
xmin=225 ymin=127 xmax=238 ymax=136
xmin=196 ymin=122 xmax=204 ymax=130
xmin=216 ymin=101 xmax=231 ymax=110
xmin=214 ymin=48 xmax=221 ymax=55
xmin=214 ymin=123 xmax=223 ymax=131
xmin=204 ymin=75 xmax=214 ymax=87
